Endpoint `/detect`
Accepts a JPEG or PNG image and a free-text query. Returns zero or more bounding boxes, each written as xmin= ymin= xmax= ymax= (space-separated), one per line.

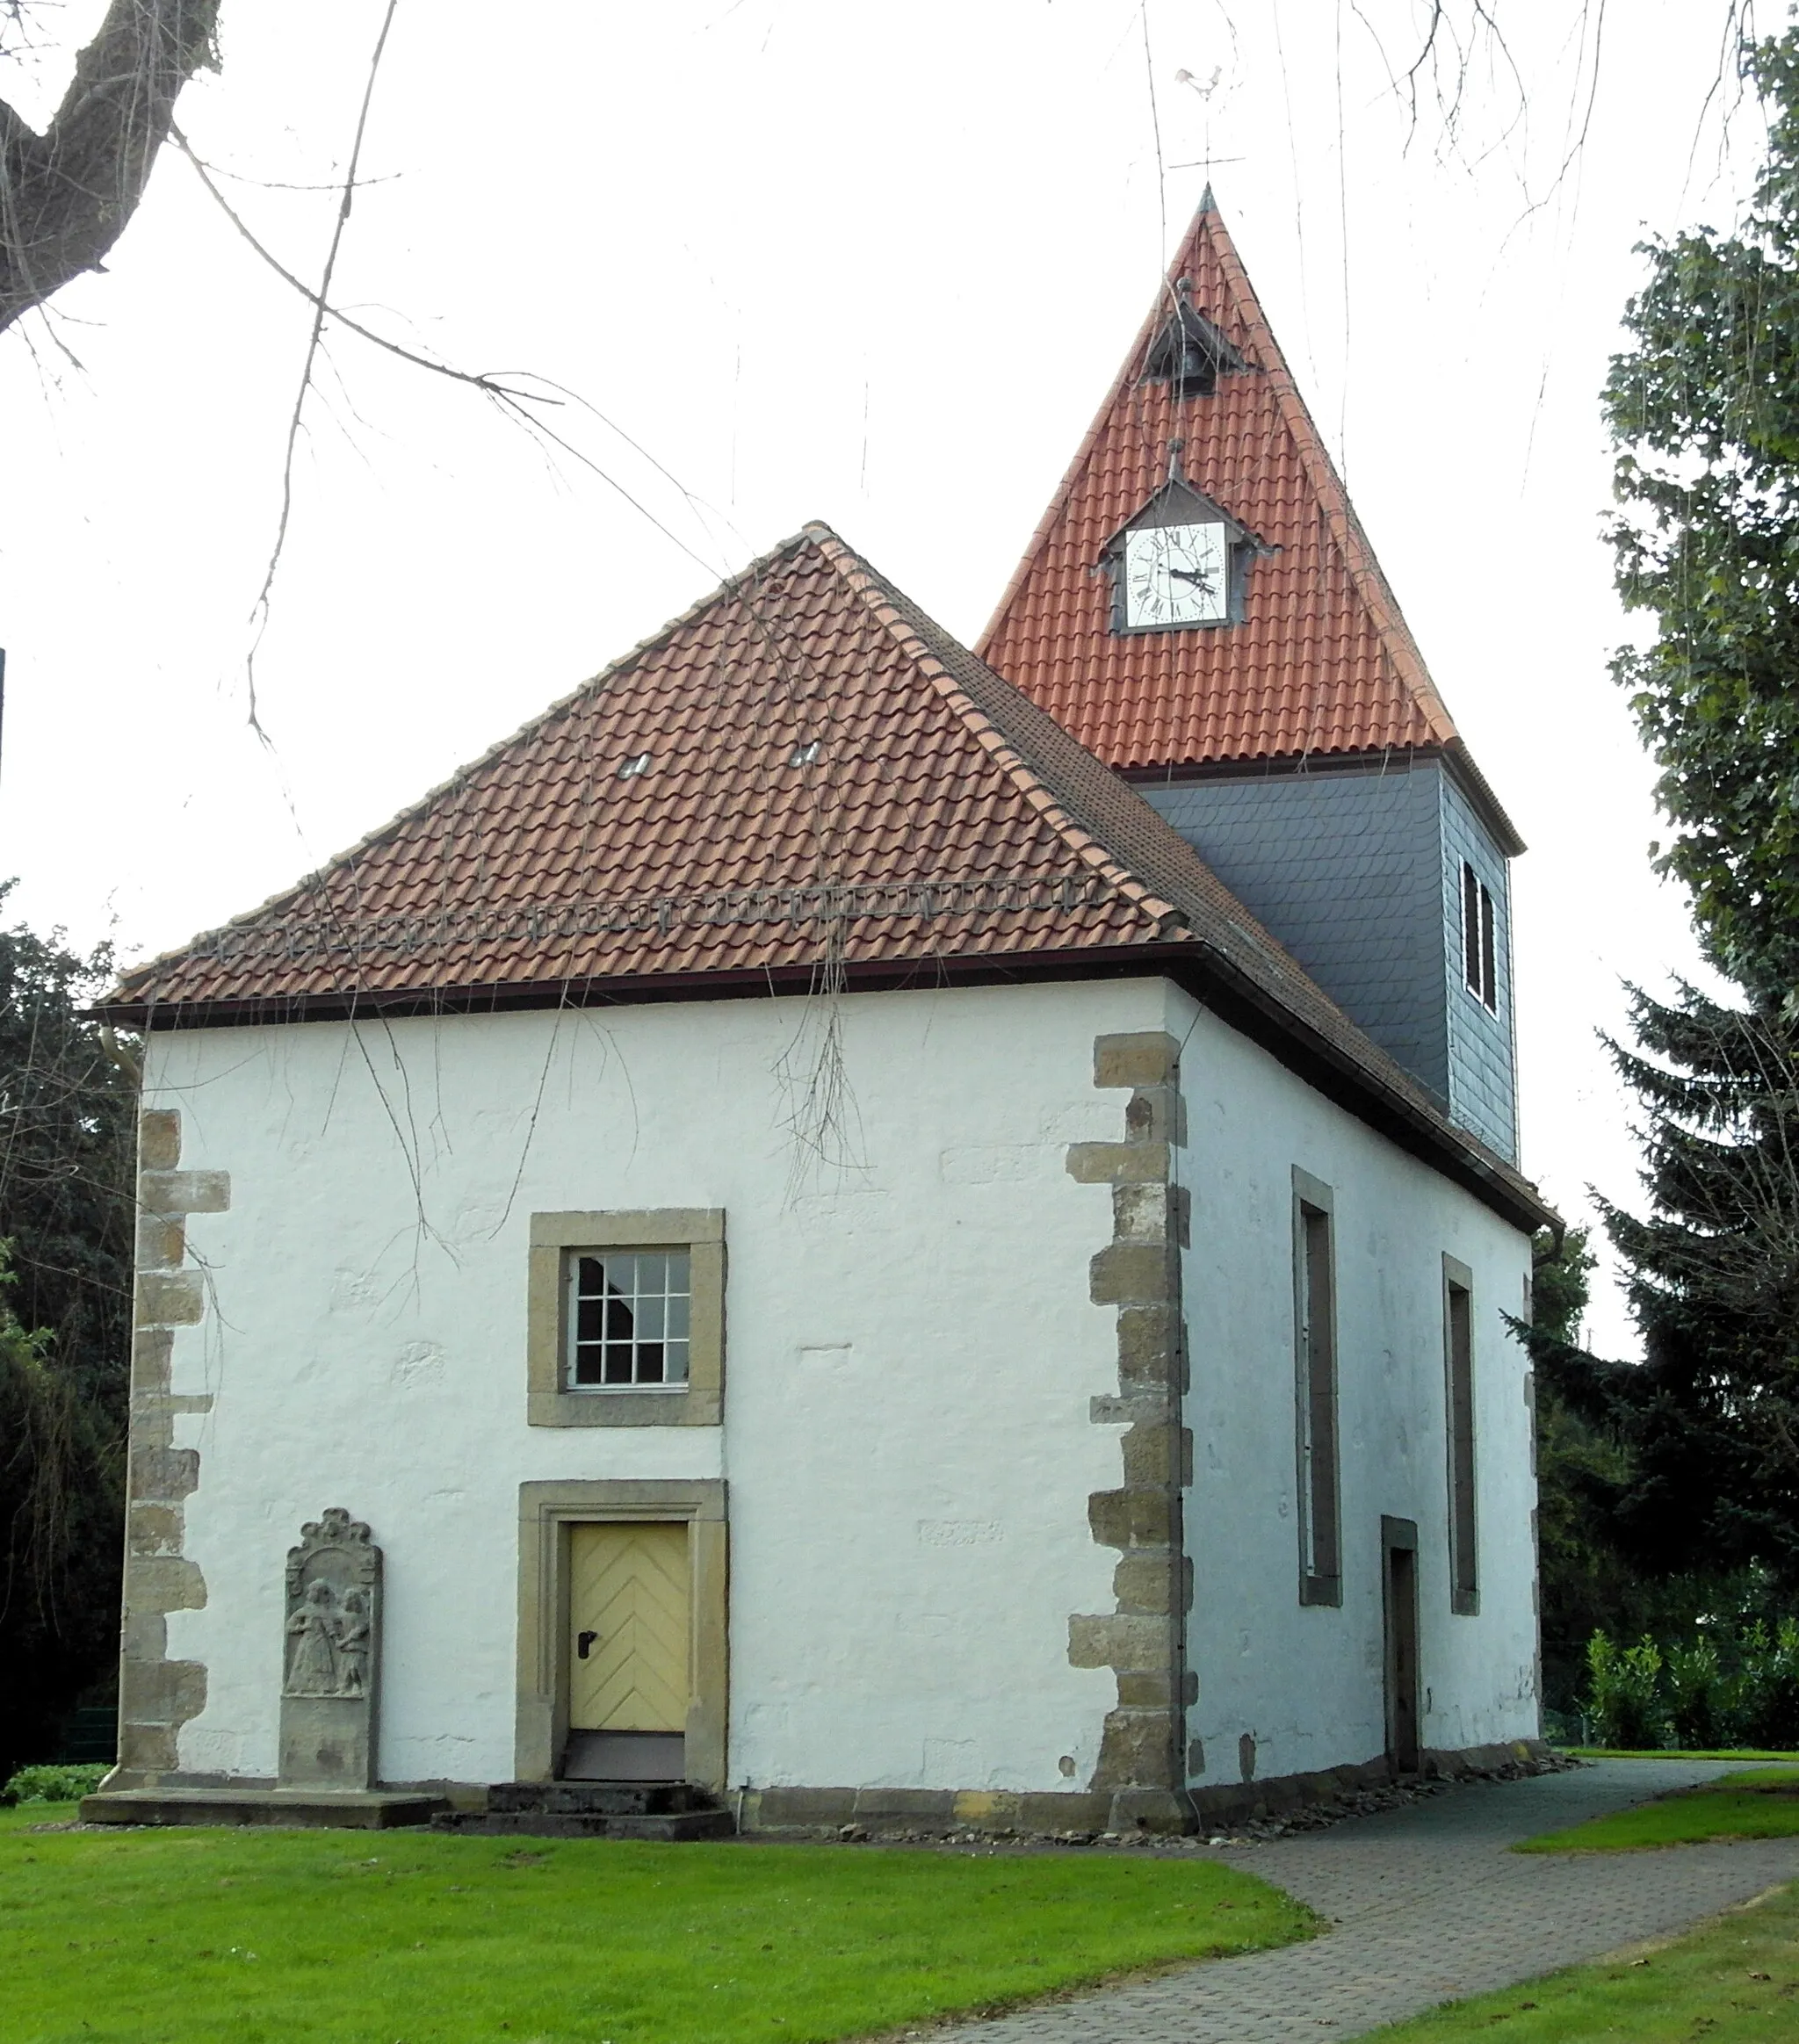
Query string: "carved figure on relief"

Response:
xmin=336 ymin=1589 xmax=372 ymax=1699
xmin=282 ymin=1506 xmax=380 ymax=1702
xmin=285 ymin=1580 xmax=343 ymax=1696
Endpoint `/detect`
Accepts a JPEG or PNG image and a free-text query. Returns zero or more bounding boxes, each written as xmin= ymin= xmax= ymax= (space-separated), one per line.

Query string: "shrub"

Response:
xmin=1665 ymin=1633 xmax=1728 ymax=1749
xmin=1584 ymin=1630 xmax=1665 ymax=1747
xmin=1735 ymin=1619 xmax=1799 ymax=1748
xmin=0 ymin=1761 xmax=108 ymax=1806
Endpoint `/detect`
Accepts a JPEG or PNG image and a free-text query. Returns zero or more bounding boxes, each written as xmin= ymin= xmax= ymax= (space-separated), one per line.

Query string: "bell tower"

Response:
xmin=979 ymin=194 xmax=1521 ymax=1163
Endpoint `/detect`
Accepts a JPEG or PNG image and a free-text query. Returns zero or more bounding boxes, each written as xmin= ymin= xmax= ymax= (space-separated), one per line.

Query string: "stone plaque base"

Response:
xmin=279 ymin=1694 xmax=373 ymax=1791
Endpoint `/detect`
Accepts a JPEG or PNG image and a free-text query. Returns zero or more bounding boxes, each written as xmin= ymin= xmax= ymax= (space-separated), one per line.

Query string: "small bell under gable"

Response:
xmin=1142 ymin=279 xmax=1246 ymax=398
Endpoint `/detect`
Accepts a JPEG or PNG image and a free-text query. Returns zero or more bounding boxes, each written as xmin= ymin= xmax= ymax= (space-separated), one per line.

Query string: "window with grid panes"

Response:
xmin=566 ymin=1249 xmax=691 ymax=1390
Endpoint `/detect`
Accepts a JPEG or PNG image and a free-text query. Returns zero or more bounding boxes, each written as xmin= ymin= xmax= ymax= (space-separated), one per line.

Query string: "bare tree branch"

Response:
xmin=246 ymin=0 xmax=400 ymax=730
xmin=0 ymin=0 xmax=220 ymax=335
xmin=171 ymin=126 xmax=731 ymax=587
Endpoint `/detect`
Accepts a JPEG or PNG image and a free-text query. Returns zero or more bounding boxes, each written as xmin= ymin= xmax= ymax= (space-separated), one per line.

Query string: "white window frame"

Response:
xmin=563 ymin=1247 xmax=692 ymax=1393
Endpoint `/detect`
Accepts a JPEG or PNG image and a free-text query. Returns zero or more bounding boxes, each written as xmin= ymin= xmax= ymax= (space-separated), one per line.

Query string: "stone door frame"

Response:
xmin=515 ymin=1478 xmax=727 ymax=1790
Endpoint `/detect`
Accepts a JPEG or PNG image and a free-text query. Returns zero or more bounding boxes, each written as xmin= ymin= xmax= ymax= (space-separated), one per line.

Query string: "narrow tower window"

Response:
xmin=1461 ymin=861 xmax=1498 ymax=1011
xmin=1444 ymin=1257 xmax=1478 ymax=1615
xmin=1293 ymin=1169 xmax=1340 ymax=1606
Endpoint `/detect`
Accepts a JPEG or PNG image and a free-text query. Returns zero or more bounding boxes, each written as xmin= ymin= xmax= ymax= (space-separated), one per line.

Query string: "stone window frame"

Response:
xmin=514 ymin=1478 xmax=728 ymax=1789
xmin=1292 ymin=1167 xmax=1343 ymax=1607
xmin=1442 ymin=1253 xmax=1479 ymax=1616
xmin=527 ymin=1210 xmax=724 ymax=1427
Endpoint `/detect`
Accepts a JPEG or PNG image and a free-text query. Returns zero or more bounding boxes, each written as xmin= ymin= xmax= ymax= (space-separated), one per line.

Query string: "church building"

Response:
xmin=89 ymin=199 xmax=1553 ymax=1835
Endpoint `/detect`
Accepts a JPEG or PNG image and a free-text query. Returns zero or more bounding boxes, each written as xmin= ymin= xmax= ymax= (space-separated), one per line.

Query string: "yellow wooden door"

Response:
xmin=568 ymin=1522 xmax=690 ymax=1732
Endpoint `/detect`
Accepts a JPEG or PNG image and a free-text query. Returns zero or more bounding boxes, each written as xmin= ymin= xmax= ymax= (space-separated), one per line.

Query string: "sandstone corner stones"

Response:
xmin=114 ymin=1109 xmax=225 ymax=1785
xmin=1066 ymin=1029 xmax=1196 ymax=1835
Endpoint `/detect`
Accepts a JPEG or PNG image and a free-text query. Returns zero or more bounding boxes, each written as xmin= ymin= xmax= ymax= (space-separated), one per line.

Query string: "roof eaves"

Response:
xmin=1443 ymin=738 xmax=1528 ymax=859
xmin=90 ymin=936 xmax=1554 ymax=1235
xmin=1153 ymin=936 xmax=1556 ymax=1235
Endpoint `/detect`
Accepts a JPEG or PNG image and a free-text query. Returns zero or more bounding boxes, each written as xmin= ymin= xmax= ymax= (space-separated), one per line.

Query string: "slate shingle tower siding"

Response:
xmin=980 ymin=194 xmax=1524 ymax=1163
xmin=1139 ymin=762 xmax=1450 ymax=1100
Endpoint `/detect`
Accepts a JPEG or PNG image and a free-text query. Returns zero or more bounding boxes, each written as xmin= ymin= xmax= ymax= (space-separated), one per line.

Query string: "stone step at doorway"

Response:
xmin=432 ymin=1777 xmax=735 ymax=1842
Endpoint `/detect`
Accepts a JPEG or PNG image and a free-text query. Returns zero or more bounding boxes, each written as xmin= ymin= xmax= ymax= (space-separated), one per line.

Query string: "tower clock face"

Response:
xmin=1123 ymin=522 xmax=1230 ymax=628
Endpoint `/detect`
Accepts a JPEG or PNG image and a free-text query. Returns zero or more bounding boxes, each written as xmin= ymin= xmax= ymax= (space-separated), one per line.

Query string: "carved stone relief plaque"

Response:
xmin=278 ymin=1508 xmax=381 ymax=1791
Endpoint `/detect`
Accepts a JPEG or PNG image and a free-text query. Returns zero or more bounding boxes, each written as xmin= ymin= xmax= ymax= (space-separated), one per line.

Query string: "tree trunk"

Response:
xmin=0 ymin=0 xmax=221 ymax=336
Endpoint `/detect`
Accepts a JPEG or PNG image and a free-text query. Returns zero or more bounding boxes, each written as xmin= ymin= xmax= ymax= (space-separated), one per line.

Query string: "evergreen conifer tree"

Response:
xmin=1525 ymin=22 xmax=1799 ymax=1635
xmin=0 ymin=899 xmax=135 ymax=1781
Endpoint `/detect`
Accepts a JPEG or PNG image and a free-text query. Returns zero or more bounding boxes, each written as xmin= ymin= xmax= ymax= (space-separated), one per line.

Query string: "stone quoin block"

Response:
xmin=134 ymin=1271 xmax=206 ymax=1327
xmin=139 ymin=1169 xmax=231 ymax=1217
xmin=1068 ymin=1612 xmax=1171 ymax=1672
xmin=1112 ymin=1549 xmax=1181 ymax=1614
xmin=128 ymin=1446 xmax=201 ymax=1502
xmin=1116 ymin=1304 xmax=1181 ymax=1386
xmin=1088 ymin=1242 xmax=1177 ymax=1306
xmin=1121 ymin=1419 xmax=1194 ymax=1489
xmin=127 ymin=1502 xmax=186 ymax=1557
xmin=125 ymin=1556 xmax=206 ymax=1614
xmin=1087 ymin=1486 xmax=1179 ymax=1550
xmin=1123 ymin=1084 xmax=1186 ymax=1146
xmin=138 ymin=1110 xmax=181 ymax=1173
xmin=1112 ymin=1181 xmax=1177 ymax=1241
xmin=1093 ymin=1032 xmax=1181 ymax=1091
xmin=134 ymin=1215 xmax=186 ymax=1271
xmin=118 ymin=1656 xmax=207 ymax=1726
xmin=1065 ymin=1139 xmax=1170 ymax=1185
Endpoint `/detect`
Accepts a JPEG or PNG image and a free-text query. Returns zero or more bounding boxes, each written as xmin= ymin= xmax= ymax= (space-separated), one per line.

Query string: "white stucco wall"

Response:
xmin=152 ymin=979 xmax=1153 ymax=1793
xmin=147 ymin=970 xmax=1537 ymax=1799
xmin=1167 ymin=985 xmax=1539 ymax=1790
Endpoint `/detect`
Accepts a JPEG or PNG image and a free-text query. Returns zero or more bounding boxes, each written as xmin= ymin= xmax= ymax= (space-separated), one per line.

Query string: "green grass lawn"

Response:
xmin=1558 ymin=1747 xmax=1799 ymax=1761
xmin=1358 ymin=1881 xmax=1799 ymax=2041
xmin=1516 ymin=1767 xmax=1799 ymax=1853
xmin=0 ymin=1803 xmax=1314 ymax=2044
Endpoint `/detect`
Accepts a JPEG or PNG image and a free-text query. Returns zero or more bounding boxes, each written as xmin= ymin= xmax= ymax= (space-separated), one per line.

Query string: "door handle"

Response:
xmin=577 ymin=1629 xmax=598 ymax=1660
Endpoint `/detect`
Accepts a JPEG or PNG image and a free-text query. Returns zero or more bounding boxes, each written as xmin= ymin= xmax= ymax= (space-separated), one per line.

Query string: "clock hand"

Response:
xmin=1168 ymin=567 xmax=1214 ymax=584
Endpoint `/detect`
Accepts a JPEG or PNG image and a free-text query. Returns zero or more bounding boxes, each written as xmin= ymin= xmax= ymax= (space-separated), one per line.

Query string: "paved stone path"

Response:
xmin=935 ymin=1760 xmax=1799 ymax=2042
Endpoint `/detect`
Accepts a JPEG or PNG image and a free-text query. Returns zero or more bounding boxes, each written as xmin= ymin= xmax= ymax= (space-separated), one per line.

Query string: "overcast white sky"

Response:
xmin=0 ymin=1 xmax=1766 ymax=1352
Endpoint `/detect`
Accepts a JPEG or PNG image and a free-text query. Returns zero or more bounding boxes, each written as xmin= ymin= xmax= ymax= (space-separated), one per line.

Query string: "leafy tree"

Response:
xmin=0 ymin=898 xmax=136 ymax=1781
xmin=1602 ymin=23 xmax=1799 ymax=1012
xmin=1532 ymin=1225 xmax=1596 ymax=1349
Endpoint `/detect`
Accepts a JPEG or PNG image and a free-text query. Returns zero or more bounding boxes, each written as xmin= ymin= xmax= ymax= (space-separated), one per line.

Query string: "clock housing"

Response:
xmin=1105 ymin=479 xmax=1254 ymax=635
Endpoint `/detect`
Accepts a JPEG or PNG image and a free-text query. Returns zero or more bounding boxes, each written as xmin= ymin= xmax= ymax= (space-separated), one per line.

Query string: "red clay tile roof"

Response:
xmin=101 ymin=525 xmax=1548 ymax=1229
xmin=107 ymin=528 xmax=1189 ymax=1010
xmin=978 ymin=195 xmax=1515 ymax=845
